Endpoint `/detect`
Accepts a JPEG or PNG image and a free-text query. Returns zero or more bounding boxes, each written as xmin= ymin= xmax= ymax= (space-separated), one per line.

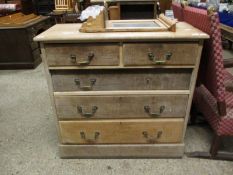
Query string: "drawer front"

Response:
xmin=59 ymin=119 xmax=184 ymax=144
xmin=55 ymin=95 xmax=189 ymax=119
xmin=45 ymin=43 xmax=119 ymax=66
xmin=51 ymin=69 xmax=192 ymax=92
xmin=123 ymin=43 xmax=199 ymax=66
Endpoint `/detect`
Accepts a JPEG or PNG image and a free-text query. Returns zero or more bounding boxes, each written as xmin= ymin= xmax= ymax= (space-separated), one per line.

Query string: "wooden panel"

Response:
xmin=55 ymin=94 xmax=188 ymax=119
xmin=0 ymin=16 xmax=50 ymax=69
xmin=59 ymin=143 xmax=185 ymax=158
xmin=59 ymin=119 xmax=184 ymax=144
xmin=51 ymin=69 xmax=192 ymax=92
xmin=123 ymin=42 xmax=199 ymax=66
xmin=45 ymin=43 xmax=120 ymax=66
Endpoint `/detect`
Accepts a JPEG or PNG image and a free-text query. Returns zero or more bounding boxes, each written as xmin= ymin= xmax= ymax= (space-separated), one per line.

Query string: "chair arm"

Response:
xmin=197 ymin=85 xmax=227 ymax=117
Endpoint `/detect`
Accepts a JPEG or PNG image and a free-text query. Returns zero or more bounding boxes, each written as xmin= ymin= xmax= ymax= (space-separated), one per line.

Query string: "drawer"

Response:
xmin=123 ymin=43 xmax=199 ymax=66
xmin=51 ymin=69 xmax=192 ymax=92
xmin=55 ymin=95 xmax=189 ymax=119
xmin=59 ymin=119 xmax=184 ymax=144
xmin=45 ymin=43 xmax=119 ymax=66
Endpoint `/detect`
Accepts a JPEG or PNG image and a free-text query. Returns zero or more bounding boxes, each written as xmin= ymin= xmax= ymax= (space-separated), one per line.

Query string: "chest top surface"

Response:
xmin=34 ymin=22 xmax=209 ymax=43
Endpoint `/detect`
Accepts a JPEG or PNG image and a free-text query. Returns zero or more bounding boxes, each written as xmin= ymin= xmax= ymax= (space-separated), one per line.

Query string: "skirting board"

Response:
xmin=59 ymin=143 xmax=185 ymax=158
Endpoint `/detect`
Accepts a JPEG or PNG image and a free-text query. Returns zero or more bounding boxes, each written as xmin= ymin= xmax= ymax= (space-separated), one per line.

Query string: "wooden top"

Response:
xmin=0 ymin=13 xmax=49 ymax=29
xmin=34 ymin=22 xmax=209 ymax=43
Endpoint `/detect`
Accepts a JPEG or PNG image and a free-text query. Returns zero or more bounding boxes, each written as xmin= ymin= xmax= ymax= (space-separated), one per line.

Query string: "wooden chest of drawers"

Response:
xmin=34 ymin=23 xmax=208 ymax=158
xmin=0 ymin=14 xmax=51 ymax=69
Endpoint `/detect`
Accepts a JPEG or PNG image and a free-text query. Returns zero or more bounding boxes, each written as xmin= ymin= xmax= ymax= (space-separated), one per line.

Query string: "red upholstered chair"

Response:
xmin=179 ymin=6 xmax=233 ymax=160
xmin=171 ymin=2 xmax=184 ymax=21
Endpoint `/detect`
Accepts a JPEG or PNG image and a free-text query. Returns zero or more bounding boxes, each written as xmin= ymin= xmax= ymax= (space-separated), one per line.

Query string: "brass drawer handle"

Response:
xmin=80 ymin=131 xmax=100 ymax=143
xmin=70 ymin=54 xmax=76 ymax=63
xmin=70 ymin=52 xmax=94 ymax=65
xmin=148 ymin=52 xmax=172 ymax=64
xmin=74 ymin=79 xmax=96 ymax=91
xmin=142 ymin=131 xmax=163 ymax=143
xmin=77 ymin=106 xmax=98 ymax=118
xmin=144 ymin=105 xmax=165 ymax=117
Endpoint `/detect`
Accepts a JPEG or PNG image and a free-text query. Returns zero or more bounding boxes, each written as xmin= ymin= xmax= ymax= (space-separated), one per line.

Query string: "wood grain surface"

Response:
xmin=45 ymin=43 xmax=120 ymax=66
xmin=51 ymin=69 xmax=192 ymax=91
xmin=59 ymin=119 xmax=184 ymax=144
xmin=59 ymin=143 xmax=185 ymax=158
xmin=55 ymin=94 xmax=188 ymax=119
xmin=123 ymin=42 xmax=199 ymax=66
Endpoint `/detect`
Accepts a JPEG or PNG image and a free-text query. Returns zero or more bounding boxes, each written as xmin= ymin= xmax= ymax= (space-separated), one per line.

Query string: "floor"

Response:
xmin=0 ymin=51 xmax=233 ymax=175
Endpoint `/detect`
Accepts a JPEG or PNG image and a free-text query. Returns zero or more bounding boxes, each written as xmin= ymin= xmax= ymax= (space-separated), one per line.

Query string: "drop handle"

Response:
xmin=144 ymin=105 xmax=165 ymax=117
xmin=77 ymin=106 xmax=98 ymax=118
xmin=74 ymin=79 xmax=96 ymax=91
xmin=142 ymin=131 xmax=163 ymax=143
xmin=148 ymin=52 xmax=172 ymax=64
xmin=80 ymin=131 xmax=100 ymax=143
xmin=70 ymin=52 xmax=94 ymax=65
xmin=70 ymin=54 xmax=77 ymax=63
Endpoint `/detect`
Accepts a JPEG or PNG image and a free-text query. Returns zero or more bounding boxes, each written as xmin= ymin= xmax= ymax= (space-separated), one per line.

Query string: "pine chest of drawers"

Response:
xmin=34 ymin=23 xmax=209 ymax=158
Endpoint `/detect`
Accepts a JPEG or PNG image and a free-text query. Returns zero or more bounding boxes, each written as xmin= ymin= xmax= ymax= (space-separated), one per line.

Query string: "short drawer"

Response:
xmin=123 ymin=43 xmax=199 ymax=66
xmin=55 ymin=95 xmax=189 ymax=119
xmin=45 ymin=43 xmax=119 ymax=66
xmin=59 ymin=119 xmax=184 ymax=144
xmin=51 ymin=69 xmax=192 ymax=92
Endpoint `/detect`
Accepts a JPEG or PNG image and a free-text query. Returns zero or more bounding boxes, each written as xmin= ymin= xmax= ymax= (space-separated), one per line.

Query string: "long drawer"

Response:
xmin=51 ymin=69 xmax=192 ymax=92
xmin=123 ymin=42 xmax=199 ymax=66
xmin=45 ymin=43 xmax=119 ymax=66
xmin=55 ymin=95 xmax=189 ymax=119
xmin=59 ymin=119 xmax=184 ymax=144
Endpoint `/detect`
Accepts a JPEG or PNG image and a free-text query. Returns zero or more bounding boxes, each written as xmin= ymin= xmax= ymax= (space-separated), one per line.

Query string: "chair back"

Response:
xmin=172 ymin=2 xmax=184 ymax=21
xmin=55 ymin=0 xmax=72 ymax=11
xmin=183 ymin=6 xmax=226 ymax=115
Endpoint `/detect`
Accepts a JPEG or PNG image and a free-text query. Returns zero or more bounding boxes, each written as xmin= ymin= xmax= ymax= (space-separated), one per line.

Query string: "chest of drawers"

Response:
xmin=0 ymin=14 xmax=51 ymax=69
xmin=34 ymin=23 xmax=208 ymax=158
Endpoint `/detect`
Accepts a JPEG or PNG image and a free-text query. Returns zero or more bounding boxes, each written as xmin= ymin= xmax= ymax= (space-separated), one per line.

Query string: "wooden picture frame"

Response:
xmin=80 ymin=9 xmax=177 ymax=33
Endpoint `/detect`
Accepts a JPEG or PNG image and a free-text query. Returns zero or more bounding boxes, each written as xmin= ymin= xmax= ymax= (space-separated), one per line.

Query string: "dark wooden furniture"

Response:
xmin=0 ymin=13 xmax=51 ymax=69
xmin=48 ymin=11 xmax=65 ymax=23
xmin=63 ymin=12 xmax=81 ymax=23
xmin=221 ymin=23 xmax=233 ymax=49
xmin=91 ymin=0 xmax=158 ymax=19
xmin=34 ymin=0 xmax=55 ymax=15
xmin=0 ymin=0 xmax=21 ymax=16
xmin=20 ymin=0 xmax=35 ymax=14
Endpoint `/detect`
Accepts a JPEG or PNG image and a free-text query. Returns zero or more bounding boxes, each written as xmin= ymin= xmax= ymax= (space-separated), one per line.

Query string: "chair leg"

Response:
xmin=186 ymin=135 xmax=233 ymax=161
xmin=210 ymin=134 xmax=221 ymax=157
